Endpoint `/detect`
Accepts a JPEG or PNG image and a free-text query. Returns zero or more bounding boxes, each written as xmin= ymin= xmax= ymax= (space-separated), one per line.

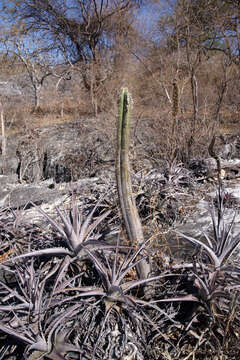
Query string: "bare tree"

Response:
xmin=13 ymin=41 xmax=53 ymax=111
xmin=1 ymin=0 xmax=142 ymax=113
xmin=2 ymin=0 xmax=141 ymax=66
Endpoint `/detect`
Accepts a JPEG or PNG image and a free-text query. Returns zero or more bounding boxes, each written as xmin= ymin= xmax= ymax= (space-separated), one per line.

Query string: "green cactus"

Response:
xmin=116 ymin=88 xmax=150 ymax=279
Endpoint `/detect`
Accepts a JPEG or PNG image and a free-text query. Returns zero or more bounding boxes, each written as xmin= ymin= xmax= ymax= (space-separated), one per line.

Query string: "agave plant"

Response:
xmin=175 ymin=186 xmax=240 ymax=269
xmin=0 ymin=199 xmax=178 ymax=358
xmin=0 ymin=256 xmax=65 ymax=358
xmin=164 ymin=160 xmax=194 ymax=189
xmin=172 ymin=185 xmax=240 ymax=323
xmin=0 ymin=233 xmax=180 ymax=359
xmin=0 ymin=246 xmax=107 ymax=359
xmin=49 ymin=237 xmax=179 ymax=358
xmin=0 ymin=198 xmax=115 ymax=358
xmin=1 ymin=196 xmax=111 ymax=267
xmin=35 ymin=195 xmax=111 ymax=255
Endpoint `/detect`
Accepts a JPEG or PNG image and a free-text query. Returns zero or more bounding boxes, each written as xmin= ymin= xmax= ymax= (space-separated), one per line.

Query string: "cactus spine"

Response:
xmin=116 ymin=88 xmax=150 ymax=279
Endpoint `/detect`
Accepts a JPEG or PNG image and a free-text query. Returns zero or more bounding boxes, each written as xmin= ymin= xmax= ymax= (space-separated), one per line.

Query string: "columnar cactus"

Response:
xmin=170 ymin=79 xmax=179 ymax=163
xmin=208 ymin=135 xmax=222 ymax=185
xmin=172 ymin=79 xmax=179 ymax=130
xmin=116 ymin=88 xmax=150 ymax=279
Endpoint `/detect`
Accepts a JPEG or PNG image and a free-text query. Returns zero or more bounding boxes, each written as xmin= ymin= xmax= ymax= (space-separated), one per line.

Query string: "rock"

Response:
xmin=8 ymin=185 xmax=64 ymax=209
xmin=0 ymin=135 xmax=19 ymax=176
xmin=174 ymin=181 xmax=240 ymax=257
xmin=40 ymin=121 xmax=115 ymax=182
xmin=0 ymin=174 xmax=18 ymax=188
xmin=0 ymin=181 xmax=66 ymax=209
xmin=0 ymin=176 xmax=103 ymax=210
xmin=0 ymin=120 xmax=115 ymax=183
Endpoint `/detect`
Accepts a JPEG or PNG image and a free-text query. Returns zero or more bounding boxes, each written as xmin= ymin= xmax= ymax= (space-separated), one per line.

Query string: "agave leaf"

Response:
xmin=53 ymin=286 xmax=102 ymax=295
xmin=175 ymin=231 xmax=220 ymax=268
xmin=77 ymin=243 xmax=129 ymax=255
xmin=48 ymin=293 xmax=101 ymax=310
xmin=112 ymin=235 xmax=121 ymax=284
xmin=221 ymin=266 xmax=240 ymax=274
xmin=216 ymin=214 xmax=236 ymax=257
xmin=0 ymin=304 xmax=31 ymax=311
xmin=226 ymin=284 xmax=240 ymax=290
xmin=80 ymin=209 xmax=111 ymax=243
xmin=81 ymin=246 xmax=111 ymax=290
xmin=53 ymin=328 xmax=81 ymax=353
xmin=28 ymin=336 xmax=48 ymax=352
xmin=219 ymin=236 xmax=240 ymax=265
xmin=14 ymin=265 xmax=30 ymax=300
xmin=39 ymin=260 xmax=61 ymax=284
xmin=202 ymin=231 xmax=214 ymax=249
xmin=206 ymin=190 xmax=240 ymax=266
xmin=78 ymin=200 xmax=101 ymax=240
xmin=118 ymin=239 xmax=150 ymax=278
xmin=0 ymin=345 xmax=11 ymax=359
xmin=102 ymin=251 xmax=113 ymax=277
xmin=0 ymin=322 xmax=34 ymax=345
xmin=47 ymin=255 xmax=79 ymax=307
xmin=207 ymin=270 xmax=219 ymax=291
xmin=122 ymin=273 xmax=178 ymax=293
xmin=114 ymin=246 xmax=133 ymax=280
xmin=36 ymin=260 xmax=62 ymax=318
xmin=55 ymin=273 xmax=83 ymax=293
xmin=133 ymin=297 xmax=178 ymax=323
xmin=71 ymin=203 xmax=82 ymax=236
xmin=139 ymin=307 xmax=177 ymax=348
xmin=0 ymin=248 xmax=72 ymax=266
xmin=149 ymin=294 xmax=199 ymax=303
xmin=33 ymin=204 xmax=69 ymax=242
xmin=210 ymin=289 xmax=230 ymax=300
xmin=56 ymin=288 xmax=105 ymax=298
xmin=115 ymin=256 xmax=148 ymax=287
xmin=55 ymin=207 xmax=79 ymax=250
xmin=34 ymin=203 xmax=79 ymax=251
xmin=193 ymin=273 xmax=211 ymax=299
xmin=46 ymin=303 xmax=85 ymax=349
xmin=210 ymin=206 xmax=221 ymax=248
xmin=0 ymin=280 xmax=31 ymax=307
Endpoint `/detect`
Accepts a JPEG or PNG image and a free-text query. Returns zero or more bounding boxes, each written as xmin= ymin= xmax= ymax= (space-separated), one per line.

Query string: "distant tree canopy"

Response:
xmin=156 ymin=0 xmax=240 ymax=63
xmin=1 ymin=0 xmax=141 ymax=64
xmin=1 ymin=0 xmax=239 ymax=64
